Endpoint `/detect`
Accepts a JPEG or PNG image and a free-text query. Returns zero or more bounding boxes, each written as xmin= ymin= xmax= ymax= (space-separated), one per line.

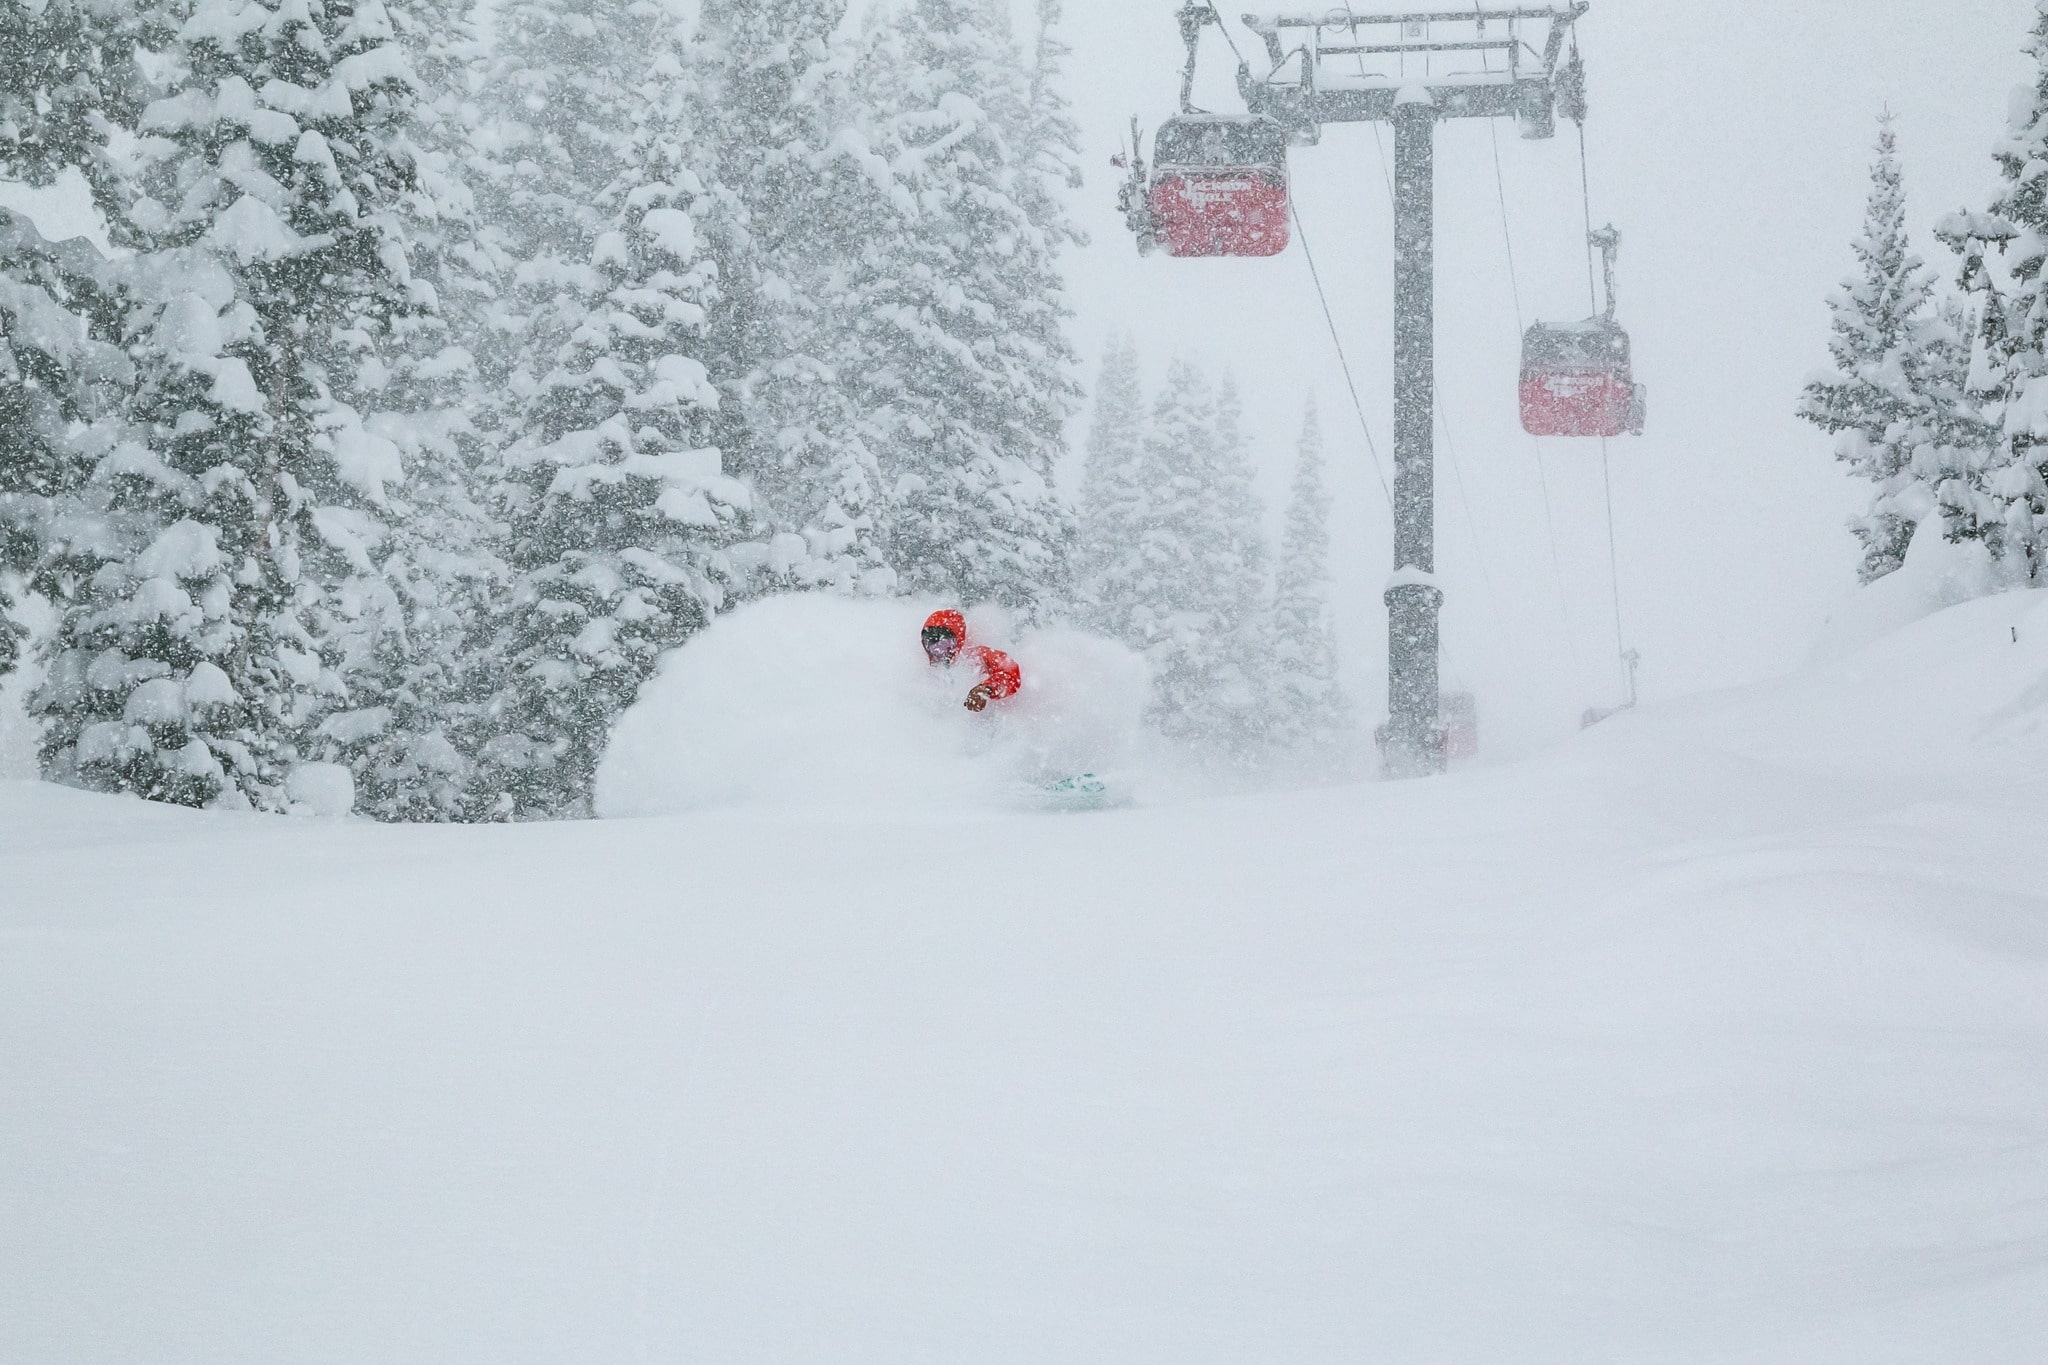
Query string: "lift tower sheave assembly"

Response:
xmin=1217 ymin=4 xmax=1590 ymax=778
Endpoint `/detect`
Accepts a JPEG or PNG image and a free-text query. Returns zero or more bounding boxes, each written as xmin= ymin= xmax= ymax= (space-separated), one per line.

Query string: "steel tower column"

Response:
xmin=1384 ymin=91 xmax=1444 ymax=778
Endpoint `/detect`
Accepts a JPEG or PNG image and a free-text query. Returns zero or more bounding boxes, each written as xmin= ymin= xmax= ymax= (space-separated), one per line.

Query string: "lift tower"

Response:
xmin=1226 ymin=5 xmax=1588 ymax=777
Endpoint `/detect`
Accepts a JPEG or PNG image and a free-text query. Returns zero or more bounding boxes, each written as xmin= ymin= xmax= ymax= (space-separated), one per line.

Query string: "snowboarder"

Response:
xmin=921 ymin=610 xmax=1022 ymax=712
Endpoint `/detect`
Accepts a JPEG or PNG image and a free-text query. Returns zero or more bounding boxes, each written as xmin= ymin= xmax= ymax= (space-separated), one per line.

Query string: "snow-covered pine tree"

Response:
xmin=0 ymin=212 xmax=133 ymax=683
xmin=313 ymin=0 xmax=509 ymax=822
xmin=37 ymin=0 xmax=458 ymax=811
xmin=685 ymin=0 xmax=891 ymax=594
xmin=1931 ymin=7 xmax=2048 ymax=580
xmin=1073 ymin=332 xmax=1146 ymax=631
xmin=840 ymin=0 xmax=1079 ymax=613
xmin=0 ymin=0 xmax=171 ymax=206
xmin=1124 ymin=359 xmax=1269 ymax=756
xmin=1020 ymin=0 xmax=1086 ymax=266
xmin=464 ymin=0 xmax=755 ymax=819
xmin=1203 ymin=372 xmax=1272 ymax=747
xmin=0 ymin=0 xmax=163 ymax=679
xmin=1798 ymin=112 xmax=1975 ymax=581
xmin=1266 ymin=397 xmax=1349 ymax=750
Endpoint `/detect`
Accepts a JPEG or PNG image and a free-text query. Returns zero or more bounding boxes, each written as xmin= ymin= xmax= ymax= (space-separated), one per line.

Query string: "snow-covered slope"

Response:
xmin=4 ymin=593 xmax=2046 ymax=1365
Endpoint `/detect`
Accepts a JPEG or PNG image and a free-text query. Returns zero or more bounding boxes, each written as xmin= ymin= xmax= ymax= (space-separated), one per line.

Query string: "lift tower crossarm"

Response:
xmin=1236 ymin=4 xmax=1585 ymax=136
xmin=1243 ymin=5 xmax=1586 ymax=22
xmin=1241 ymin=4 xmax=1588 ymax=47
xmin=1241 ymin=5 xmax=1586 ymax=60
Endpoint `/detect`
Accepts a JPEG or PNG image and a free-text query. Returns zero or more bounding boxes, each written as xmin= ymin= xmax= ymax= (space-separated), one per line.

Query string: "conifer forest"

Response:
xmin=1 ymin=0 xmax=1346 ymax=821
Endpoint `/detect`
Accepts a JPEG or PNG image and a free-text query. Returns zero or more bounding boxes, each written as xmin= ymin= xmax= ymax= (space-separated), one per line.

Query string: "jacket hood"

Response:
xmin=922 ymin=609 xmax=969 ymax=647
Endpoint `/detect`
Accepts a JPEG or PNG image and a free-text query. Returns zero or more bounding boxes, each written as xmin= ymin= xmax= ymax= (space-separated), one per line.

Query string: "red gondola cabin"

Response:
xmin=1520 ymin=318 xmax=1646 ymax=438
xmin=1147 ymin=115 xmax=1291 ymax=258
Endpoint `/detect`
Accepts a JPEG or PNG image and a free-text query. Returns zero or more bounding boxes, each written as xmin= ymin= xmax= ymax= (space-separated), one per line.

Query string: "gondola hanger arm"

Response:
xmin=1589 ymin=224 xmax=1620 ymax=321
xmin=1178 ymin=2 xmax=1222 ymax=111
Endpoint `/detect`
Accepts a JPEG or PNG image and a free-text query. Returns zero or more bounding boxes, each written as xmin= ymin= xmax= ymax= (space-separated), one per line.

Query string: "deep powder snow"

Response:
xmin=4 ymin=591 xmax=2046 ymax=1364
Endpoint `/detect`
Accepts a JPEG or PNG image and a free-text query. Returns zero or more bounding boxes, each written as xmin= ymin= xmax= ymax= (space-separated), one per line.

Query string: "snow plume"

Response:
xmin=593 ymin=594 xmax=1146 ymax=817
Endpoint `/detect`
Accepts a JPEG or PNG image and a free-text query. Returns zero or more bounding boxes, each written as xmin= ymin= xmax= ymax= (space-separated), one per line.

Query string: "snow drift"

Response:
xmin=593 ymin=594 xmax=1149 ymax=817
xmin=1809 ymin=513 xmax=2027 ymax=663
xmin=1638 ymin=584 xmax=2048 ymax=782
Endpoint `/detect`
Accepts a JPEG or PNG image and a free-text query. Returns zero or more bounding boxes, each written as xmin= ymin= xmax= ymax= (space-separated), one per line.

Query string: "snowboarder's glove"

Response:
xmin=964 ymin=683 xmax=995 ymax=713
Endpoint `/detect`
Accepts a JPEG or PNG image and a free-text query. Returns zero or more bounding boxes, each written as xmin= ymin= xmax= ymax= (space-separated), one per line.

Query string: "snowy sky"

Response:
xmin=1046 ymin=0 xmax=2037 ymax=752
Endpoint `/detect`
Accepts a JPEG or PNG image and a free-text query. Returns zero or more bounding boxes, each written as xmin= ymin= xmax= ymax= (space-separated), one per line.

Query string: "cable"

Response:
xmin=1341 ymin=2 xmax=1374 ymax=88
xmin=1433 ymin=385 xmax=1498 ymax=599
xmin=1212 ymin=6 xmax=1249 ymax=68
xmin=1369 ymin=122 xmax=1395 ymax=202
xmin=1599 ymin=435 xmax=1628 ymax=681
xmin=1572 ymin=73 xmax=1632 ymax=694
xmin=1483 ymin=64 xmax=1580 ymax=680
xmin=1576 ymin=111 xmax=1599 ymax=312
xmin=1487 ymin=131 xmax=1525 ymax=317
xmin=1219 ymin=7 xmax=1384 ymax=508
xmin=1479 ymin=5 xmax=1526 ymax=322
xmin=1290 ymin=199 xmax=1395 ymax=512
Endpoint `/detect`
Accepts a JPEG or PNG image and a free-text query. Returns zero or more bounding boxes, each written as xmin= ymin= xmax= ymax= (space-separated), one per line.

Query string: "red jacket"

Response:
xmin=924 ymin=610 xmax=1022 ymax=702
xmin=965 ymin=643 xmax=1022 ymax=700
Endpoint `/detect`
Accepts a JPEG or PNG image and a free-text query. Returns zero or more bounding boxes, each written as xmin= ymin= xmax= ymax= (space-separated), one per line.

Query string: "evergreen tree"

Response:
xmin=1932 ymin=6 xmax=2048 ymax=579
xmin=1267 ymin=397 xmax=1348 ymax=749
xmin=688 ymin=0 xmax=890 ymax=593
xmin=1020 ymin=0 xmax=1086 ymax=264
xmin=464 ymin=0 xmax=755 ymax=819
xmin=0 ymin=212 xmax=133 ymax=683
xmin=0 ymin=0 xmax=100 ymax=189
xmin=323 ymin=0 xmax=505 ymax=821
xmin=1202 ymin=372 xmax=1272 ymax=746
xmin=1073 ymin=332 xmax=1145 ymax=630
xmin=842 ymin=0 xmax=1079 ymax=612
xmin=0 ymin=0 xmax=168 ymax=204
xmin=7 ymin=0 xmax=1098 ymax=814
xmin=38 ymin=0 xmax=459 ymax=811
xmin=1124 ymin=359 xmax=1268 ymax=755
xmin=0 ymin=0 xmax=163 ymax=679
xmin=1799 ymin=113 xmax=1976 ymax=581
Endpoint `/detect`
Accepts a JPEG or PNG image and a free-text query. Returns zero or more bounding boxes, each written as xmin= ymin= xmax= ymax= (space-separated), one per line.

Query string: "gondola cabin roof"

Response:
xmin=1522 ymin=318 xmax=1632 ymax=374
xmin=1153 ymin=115 xmax=1289 ymax=172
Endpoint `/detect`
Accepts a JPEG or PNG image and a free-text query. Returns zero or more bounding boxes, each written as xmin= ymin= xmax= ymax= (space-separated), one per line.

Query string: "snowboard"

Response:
xmin=1015 ymin=772 xmax=1132 ymax=813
